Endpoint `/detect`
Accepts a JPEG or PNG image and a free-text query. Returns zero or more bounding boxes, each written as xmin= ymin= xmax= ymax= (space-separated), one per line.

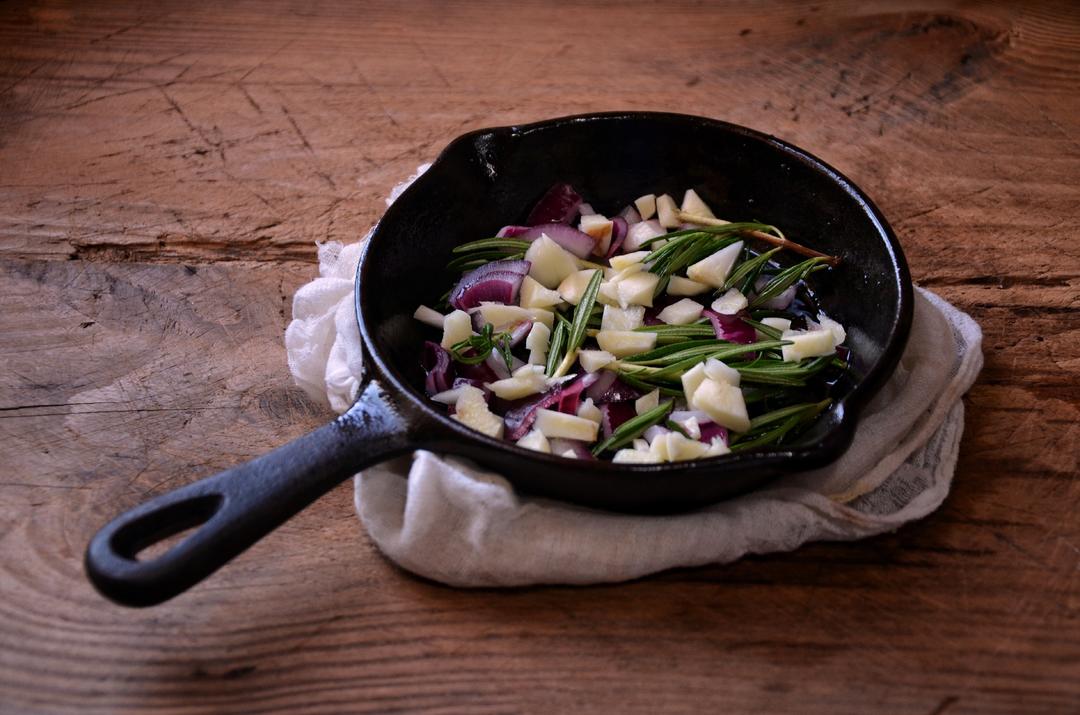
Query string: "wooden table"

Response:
xmin=2 ymin=1 xmax=1078 ymax=712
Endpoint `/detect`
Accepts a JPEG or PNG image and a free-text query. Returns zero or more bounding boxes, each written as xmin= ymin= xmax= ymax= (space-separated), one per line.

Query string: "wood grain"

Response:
xmin=1 ymin=1 xmax=1078 ymax=713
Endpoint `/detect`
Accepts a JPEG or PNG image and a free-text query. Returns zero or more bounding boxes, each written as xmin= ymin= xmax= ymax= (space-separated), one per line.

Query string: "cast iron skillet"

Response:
xmin=85 ymin=112 xmax=912 ymax=607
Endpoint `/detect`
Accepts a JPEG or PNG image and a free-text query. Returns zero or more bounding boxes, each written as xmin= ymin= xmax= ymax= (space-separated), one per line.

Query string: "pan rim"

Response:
xmin=356 ymin=111 xmax=913 ymax=477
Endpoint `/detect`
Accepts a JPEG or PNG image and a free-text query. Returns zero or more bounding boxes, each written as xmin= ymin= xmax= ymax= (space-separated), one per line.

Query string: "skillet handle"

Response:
xmin=85 ymin=379 xmax=417 ymax=607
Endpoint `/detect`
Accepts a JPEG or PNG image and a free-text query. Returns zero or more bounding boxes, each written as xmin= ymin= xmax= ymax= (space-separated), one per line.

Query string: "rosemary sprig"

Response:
xmin=638 ymin=222 xmax=777 ymax=249
xmin=676 ymin=210 xmax=840 ymax=266
xmin=545 ymin=320 xmax=568 ymax=377
xmin=450 ymin=323 xmax=513 ymax=370
xmin=452 ymin=238 xmax=531 ymax=253
xmin=633 ymin=323 xmax=716 ymax=344
xmin=724 ymin=246 xmax=781 ymax=292
xmin=728 ymin=355 xmax=835 ymax=386
xmin=750 ymin=257 xmax=830 ymax=308
xmin=620 ymin=339 xmax=725 ymax=364
xmin=446 ymin=251 xmax=526 ymax=273
xmin=617 ymin=370 xmax=684 ymax=398
xmin=618 ymin=340 xmax=790 ymax=380
xmin=552 ymin=269 xmax=603 ymax=378
xmin=740 ymin=317 xmax=782 ymax=340
xmin=591 ymin=400 xmax=674 ymax=456
xmin=665 ymin=420 xmax=691 ymax=438
xmin=644 ymin=231 xmax=745 ymax=284
xmin=729 ymin=399 xmax=831 ymax=451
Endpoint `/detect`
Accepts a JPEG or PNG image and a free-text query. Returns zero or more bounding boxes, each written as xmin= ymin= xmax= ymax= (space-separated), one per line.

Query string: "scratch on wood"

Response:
xmin=281 ymin=105 xmax=315 ymax=154
xmin=158 ymin=87 xmax=225 ymax=162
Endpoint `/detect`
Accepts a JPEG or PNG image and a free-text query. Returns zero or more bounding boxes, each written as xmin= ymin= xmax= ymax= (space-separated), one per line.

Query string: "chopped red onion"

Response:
xmin=605 ymin=216 xmax=628 ymax=258
xmin=503 ymin=386 xmax=565 ymax=440
xmin=556 ymin=372 xmax=600 ymax=414
xmin=421 ymin=341 xmax=454 ymax=395
xmin=599 ymin=401 xmax=637 ymax=439
xmin=587 ymin=373 xmax=642 ymax=403
xmin=456 ymin=360 xmax=500 ymax=383
xmin=516 ymin=223 xmax=597 ymax=259
xmin=484 ymin=352 xmax=512 ymax=380
xmin=526 ymin=183 xmax=583 ymax=225
xmin=618 ymin=204 xmax=642 ymax=225
xmin=584 ymin=369 xmax=616 ymax=400
xmin=698 ymin=421 xmax=729 ymax=445
xmin=496 ymin=225 xmax=531 ymax=238
xmin=449 ymin=259 xmax=530 ymax=310
xmin=702 ymin=309 xmax=756 ymax=345
xmin=507 ymin=319 xmax=534 ymax=347
xmin=549 ymin=439 xmax=596 ymax=460
xmin=643 ymin=425 xmax=670 ymax=443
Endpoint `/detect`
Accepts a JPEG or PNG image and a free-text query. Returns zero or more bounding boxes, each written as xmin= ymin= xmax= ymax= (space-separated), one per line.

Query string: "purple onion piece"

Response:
xmin=421 ymin=341 xmax=454 ymax=395
xmin=599 ymin=401 xmax=638 ymax=439
xmin=484 ymin=352 xmax=512 ymax=380
xmin=753 ymin=276 xmax=797 ymax=310
xmin=605 ymin=216 xmax=628 ymax=258
xmin=618 ymin=204 xmax=642 ymax=225
xmin=456 ymin=360 xmax=499 ymax=383
xmin=507 ymin=320 xmax=533 ymax=347
xmin=503 ymin=385 xmax=565 ymax=441
xmin=549 ymin=438 xmax=596 ymax=460
xmin=454 ymin=273 xmax=525 ymax=310
xmin=702 ymin=309 xmax=757 ymax=345
xmin=516 ymin=223 xmax=596 ymax=259
xmin=556 ymin=372 xmax=600 ymax=414
xmin=643 ymin=425 xmax=670 ymax=444
xmin=450 ymin=259 xmax=530 ymax=310
xmin=496 ymin=225 xmax=531 ymax=238
xmin=585 ymin=373 xmax=642 ymax=403
xmin=583 ymin=370 xmax=615 ymax=400
xmin=526 ymin=183 xmax=583 ymax=225
xmin=698 ymin=421 xmax=729 ymax=445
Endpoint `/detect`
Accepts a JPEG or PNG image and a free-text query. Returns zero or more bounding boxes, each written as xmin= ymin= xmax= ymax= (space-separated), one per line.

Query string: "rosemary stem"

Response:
xmin=676 ymin=210 xmax=840 ymax=266
xmin=552 ymin=348 xmax=578 ymax=379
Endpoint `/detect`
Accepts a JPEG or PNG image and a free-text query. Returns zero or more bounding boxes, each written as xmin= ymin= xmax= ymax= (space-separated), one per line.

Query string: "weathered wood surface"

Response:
xmin=1 ymin=1 xmax=1078 ymax=713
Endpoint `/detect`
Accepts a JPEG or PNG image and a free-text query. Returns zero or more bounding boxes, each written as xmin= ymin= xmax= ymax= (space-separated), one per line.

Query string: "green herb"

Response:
xmin=618 ymin=340 xmax=790 ymax=381
xmin=449 ymin=323 xmax=513 ymax=369
xmin=620 ymin=339 xmax=725 ymax=364
xmin=452 ymin=238 xmax=531 ymax=253
xmin=750 ymin=257 xmax=830 ymax=308
xmin=591 ymin=400 xmax=674 ymax=456
xmin=617 ymin=370 xmax=684 ymax=398
xmin=638 ymin=222 xmax=778 ymax=250
xmin=724 ymin=246 xmax=780 ymax=292
xmin=633 ymin=322 xmax=716 ymax=344
xmin=446 ymin=250 xmax=525 ymax=273
xmin=545 ymin=320 xmax=567 ymax=377
xmin=645 ymin=233 xmax=743 ymax=286
xmin=728 ymin=355 xmax=834 ymax=386
xmin=730 ymin=399 xmax=831 ymax=451
xmin=665 ymin=420 xmax=691 ymax=438
xmin=739 ymin=317 xmax=783 ymax=340
xmin=552 ymin=270 xmax=603 ymax=377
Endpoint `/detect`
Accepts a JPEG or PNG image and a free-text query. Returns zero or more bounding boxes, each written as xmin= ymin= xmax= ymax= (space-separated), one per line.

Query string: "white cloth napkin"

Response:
xmin=285 ymin=170 xmax=983 ymax=587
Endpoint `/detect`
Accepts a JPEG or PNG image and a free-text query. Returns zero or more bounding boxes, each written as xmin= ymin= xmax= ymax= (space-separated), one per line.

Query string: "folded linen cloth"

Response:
xmin=285 ymin=170 xmax=983 ymax=587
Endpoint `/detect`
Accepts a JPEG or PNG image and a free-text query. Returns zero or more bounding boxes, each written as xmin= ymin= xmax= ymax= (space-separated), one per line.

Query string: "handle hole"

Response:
xmin=112 ymin=494 xmax=224 ymax=561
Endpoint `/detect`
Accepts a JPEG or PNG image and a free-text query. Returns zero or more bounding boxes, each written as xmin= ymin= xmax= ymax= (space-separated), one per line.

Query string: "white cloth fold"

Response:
xmin=285 ymin=170 xmax=982 ymax=587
